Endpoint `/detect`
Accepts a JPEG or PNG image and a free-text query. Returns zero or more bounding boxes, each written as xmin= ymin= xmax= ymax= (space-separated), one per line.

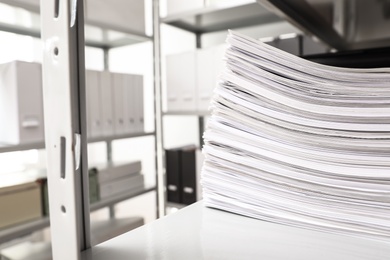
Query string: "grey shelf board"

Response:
xmin=0 ymin=141 xmax=45 ymax=153
xmin=166 ymin=202 xmax=187 ymax=209
xmin=163 ymin=111 xmax=210 ymax=116
xmin=0 ymin=132 xmax=155 ymax=154
xmin=90 ymin=185 xmax=156 ymax=212
xmin=84 ymin=25 xmax=152 ymax=49
xmin=0 ymin=217 xmax=50 ymax=245
xmin=0 ymin=8 xmax=151 ymax=49
xmin=87 ymin=132 xmax=156 ymax=143
xmin=0 ymin=186 xmax=156 ymax=244
xmin=161 ymin=2 xmax=281 ymax=34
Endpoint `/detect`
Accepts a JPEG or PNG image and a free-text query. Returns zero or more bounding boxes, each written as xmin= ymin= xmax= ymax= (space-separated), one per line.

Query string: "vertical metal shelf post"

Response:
xmin=102 ymin=47 xmax=116 ymax=219
xmin=196 ymin=33 xmax=205 ymax=148
xmin=153 ymin=0 xmax=165 ymax=217
xmin=41 ymin=0 xmax=90 ymax=259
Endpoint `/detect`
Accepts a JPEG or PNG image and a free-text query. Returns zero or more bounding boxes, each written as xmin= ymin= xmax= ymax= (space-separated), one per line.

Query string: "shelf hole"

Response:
xmin=54 ymin=0 xmax=60 ymax=18
xmin=54 ymin=47 xmax=59 ymax=56
xmin=61 ymin=205 xmax=66 ymax=213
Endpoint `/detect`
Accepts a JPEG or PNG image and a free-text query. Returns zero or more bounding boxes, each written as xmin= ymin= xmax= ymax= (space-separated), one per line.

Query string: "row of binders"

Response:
xmin=0 ymin=60 xmax=144 ymax=145
xmin=165 ymin=44 xmax=225 ymax=113
xmin=85 ymin=70 xmax=144 ymax=139
xmin=165 ymin=145 xmax=203 ymax=205
xmin=0 ymin=161 xmax=144 ymax=229
xmin=201 ymin=31 xmax=390 ymax=241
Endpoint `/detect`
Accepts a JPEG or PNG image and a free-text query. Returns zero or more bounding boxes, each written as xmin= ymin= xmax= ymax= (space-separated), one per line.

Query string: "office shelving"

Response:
xmin=0 ymin=184 xmax=156 ymax=245
xmin=0 ymin=0 xmax=161 ymax=248
xmin=159 ymin=1 xmax=282 ymax=209
xmin=161 ymin=1 xmax=280 ymax=34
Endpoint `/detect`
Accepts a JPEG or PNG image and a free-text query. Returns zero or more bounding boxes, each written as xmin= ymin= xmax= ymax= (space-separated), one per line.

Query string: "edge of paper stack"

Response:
xmin=201 ymin=30 xmax=390 ymax=241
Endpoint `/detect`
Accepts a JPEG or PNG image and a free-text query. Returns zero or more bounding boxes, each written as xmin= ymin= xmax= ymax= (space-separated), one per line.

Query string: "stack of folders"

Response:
xmin=91 ymin=161 xmax=144 ymax=200
xmin=201 ymin=31 xmax=390 ymax=240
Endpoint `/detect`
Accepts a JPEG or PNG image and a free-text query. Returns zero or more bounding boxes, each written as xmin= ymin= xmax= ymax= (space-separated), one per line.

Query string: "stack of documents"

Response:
xmin=201 ymin=31 xmax=390 ymax=240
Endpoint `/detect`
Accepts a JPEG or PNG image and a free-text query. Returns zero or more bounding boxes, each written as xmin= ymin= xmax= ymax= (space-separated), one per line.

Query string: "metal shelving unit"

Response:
xmin=0 ymin=184 xmax=156 ymax=249
xmin=0 ymin=184 xmax=156 ymax=244
xmin=0 ymin=132 xmax=156 ymax=154
xmin=0 ymin=3 xmax=151 ymax=49
xmin=159 ymin=1 xmax=280 ymax=205
xmin=161 ymin=1 xmax=280 ymax=34
xmin=0 ymin=0 xmax=162 ymax=252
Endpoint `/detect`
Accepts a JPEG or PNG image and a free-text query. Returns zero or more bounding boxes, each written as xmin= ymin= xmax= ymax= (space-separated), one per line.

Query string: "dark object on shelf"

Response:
xmin=303 ymin=47 xmax=390 ymax=68
xmin=180 ymin=146 xmax=197 ymax=205
xmin=165 ymin=147 xmax=182 ymax=204
xmin=165 ymin=145 xmax=198 ymax=205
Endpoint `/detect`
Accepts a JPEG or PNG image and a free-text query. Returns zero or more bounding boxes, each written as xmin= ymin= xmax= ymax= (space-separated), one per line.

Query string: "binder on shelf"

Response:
xmin=180 ymin=146 xmax=197 ymax=205
xmin=0 ymin=176 xmax=42 ymax=229
xmin=86 ymin=70 xmax=103 ymax=139
xmin=90 ymin=161 xmax=142 ymax=184
xmin=165 ymin=148 xmax=182 ymax=203
xmin=123 ymin=74 xmax=135 ymax=134
xmin=112 ymin=73 xmax=126 ymax=135
xmin=196 ymin=149 xmax=204 ymax=201
xmin=196 ymin=44 xmax=226 ymax=112
xmin=166 ymin=51 xmax=197 ymax=112
xmin=88 ymin=168 xmax=100 ymax=204
xmin=165 ymin=145 xmax=201 ymax=205
xmin=134 ymin=75 xmax=144 ymax=133
xmin=85 ymin=0 xmax=146 ymax=35
xmin=99 ymin=173 xmax=144 ymax=200
xmin=0 ymin=61 xmax=44 ymax=145
xmin=99 ymin=71 xmax=115 ymax=137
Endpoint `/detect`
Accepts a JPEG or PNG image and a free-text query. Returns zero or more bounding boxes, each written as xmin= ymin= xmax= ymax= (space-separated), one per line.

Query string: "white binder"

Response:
xmin=134 ymin=75 xmax=144 ymax=133
xmin=112 ymin=73 xmax=126 ymax=135
xmin=123 ymin=74 xmax=136 ymax=134
xmin=0 ymin=61 xmax=44 ymax=144
xmin=86 ymin=70 xmax=103 ymax=139
xmin=166 ymin=51 xmax=197 ymax=112
xmin=196 ymin=44 xmax=226 ymax=112
xmin=99 ymin=71 xmax=114 ymax=137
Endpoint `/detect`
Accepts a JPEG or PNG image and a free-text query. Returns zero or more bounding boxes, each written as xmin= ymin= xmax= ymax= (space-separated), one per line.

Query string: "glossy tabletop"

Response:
xmin=82 ymin=201 xmax=390 ymax=260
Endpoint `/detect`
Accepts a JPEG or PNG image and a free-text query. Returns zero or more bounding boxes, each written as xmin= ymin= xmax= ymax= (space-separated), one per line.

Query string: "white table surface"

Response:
xmin=82 ymin=201 xmax=390 ymax=260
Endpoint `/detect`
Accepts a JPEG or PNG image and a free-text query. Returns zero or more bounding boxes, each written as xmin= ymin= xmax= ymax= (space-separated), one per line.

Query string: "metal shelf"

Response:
xmin=0 ymin=132 xmax=155 ymax=154
xmin=0 ymin=141 xmax=45 ymax=153
xmin=163 ymin=111 xmax=210 ymax=117
xmin=0 ymin=186 xmax=156 ymax=244
xmin=0 ymin=217 xmax=50 ymax=245
xmin=90 ymin=185 xmax=156 ymax=212
xmin=87 ymin=132 xmax=156 ymax=144
xmin=166 ymin=202 xmax=187 ymax=209
xmin=161 ymin=2 xmax=280 ymax=34
xmin=0 ymin=4 xmax=151 ymax=49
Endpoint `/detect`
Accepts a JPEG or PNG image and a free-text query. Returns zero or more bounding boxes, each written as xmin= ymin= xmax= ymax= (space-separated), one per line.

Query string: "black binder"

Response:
xmin=165 ymin=148 xmax=182 ymax=203
xmin=180 ymin=146 xmax=197 ymax=205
